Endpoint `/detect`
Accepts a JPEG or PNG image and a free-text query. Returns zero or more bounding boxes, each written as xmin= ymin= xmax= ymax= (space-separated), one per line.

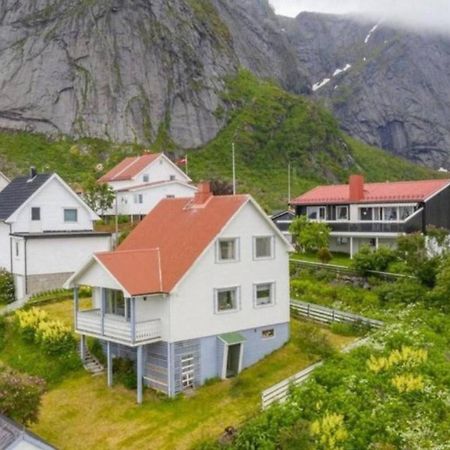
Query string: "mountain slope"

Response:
xmin=281 ymin=12 xmax=450 ymax=169
xmin=0 ymin=71 xmax=436 ymax=211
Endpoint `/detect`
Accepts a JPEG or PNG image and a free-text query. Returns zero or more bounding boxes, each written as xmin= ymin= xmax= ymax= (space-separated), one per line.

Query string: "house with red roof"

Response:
xmin=99 ymin=153 xmax=197 ymax=218
xmin=65 ymin=183 xmax=293 ymax=403
xmin=291 ymin=175 xmax=450 ymax=257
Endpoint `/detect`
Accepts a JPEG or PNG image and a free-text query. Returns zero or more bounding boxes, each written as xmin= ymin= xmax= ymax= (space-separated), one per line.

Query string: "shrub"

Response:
xmin=15 ymin=308 xmax=48 ymax=342
xmin=317 ymin=247 xmax=332 ymax=264
xmin=375 ymin=279 xmax=426 ymax=305
xmin=35 ymin=320 xmax=76 ymax=355
xmin=330 ymin=321 xmax=370 ymax=337
xmin=113 ymin=357 xmax=137 ymax=389
xmin=0 ymin=268 xmax=15 ymax=304
xmin=0 ymin=364 xmax=46 ymax=425
xmin=352 ymin=245 xmax=397 ymax=275
xmin=297 ymin=323 xmax=336 ymax=359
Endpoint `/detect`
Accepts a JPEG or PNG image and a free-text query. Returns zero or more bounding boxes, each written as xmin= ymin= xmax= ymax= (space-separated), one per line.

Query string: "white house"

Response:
xmin=98 ymin=153 xmax=196 ymax=217
xmin=0 ymin=171 xmax=9 ymax=192
xmin=66 ymin=183 xmax=293 ymax=403
xmin=0 ymin=169 xmax=112 ymax=299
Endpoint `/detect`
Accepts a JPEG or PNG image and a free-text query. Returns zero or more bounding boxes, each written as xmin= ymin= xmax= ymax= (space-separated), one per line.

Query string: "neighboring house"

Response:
xmin=98 ymin=153 xmax=196 ymax=217
xmin=271 ymin=210 xmax=295 ymax=242
xmin=0 ymin=172 xmax=9 ymax=193
xmin=0 ymin=169 xmax=112 ymax=299
xmin=66 ymin=183 xmax=293 ymax=403
xmin=0 ymin=414 xmax=55 ymax=450
xmin=291 ymin=175 xmax=450 ymax=257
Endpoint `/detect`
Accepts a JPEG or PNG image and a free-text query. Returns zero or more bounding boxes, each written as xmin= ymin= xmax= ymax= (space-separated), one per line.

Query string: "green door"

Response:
xmin=226 ymin=344 xmax=241 ymax=378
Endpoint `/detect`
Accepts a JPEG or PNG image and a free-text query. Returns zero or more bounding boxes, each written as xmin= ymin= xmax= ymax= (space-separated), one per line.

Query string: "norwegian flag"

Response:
xmin=176 ymin=157 xmax=187 ymax=165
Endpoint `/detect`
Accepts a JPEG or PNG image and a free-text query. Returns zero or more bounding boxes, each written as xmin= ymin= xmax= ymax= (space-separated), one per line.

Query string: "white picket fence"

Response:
xmin=290 ymin=299 xmax=384 ymax=329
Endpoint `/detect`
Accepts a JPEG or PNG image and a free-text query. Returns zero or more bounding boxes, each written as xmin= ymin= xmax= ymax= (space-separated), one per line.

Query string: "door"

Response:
xmin=226 ymin=344 xmax=242 ymax=378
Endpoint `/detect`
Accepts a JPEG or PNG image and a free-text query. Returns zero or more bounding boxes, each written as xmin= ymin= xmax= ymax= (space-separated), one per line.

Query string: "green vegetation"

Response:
xmin=291 ymin=251 xmax=352 ymax=267
xmin=289 ymin=216 xmax=331 ymax=253
xmin=0 ymin=71 xmax=438 ymax=211
xmin=0 ymin=269 xmax=15 ymax=304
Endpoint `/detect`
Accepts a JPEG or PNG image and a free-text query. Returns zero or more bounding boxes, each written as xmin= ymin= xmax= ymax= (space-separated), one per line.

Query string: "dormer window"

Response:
xmin=31 ymin=207 xmax=41 ymax=221
xmin=217 ymin=238 xmax=239 ymax=262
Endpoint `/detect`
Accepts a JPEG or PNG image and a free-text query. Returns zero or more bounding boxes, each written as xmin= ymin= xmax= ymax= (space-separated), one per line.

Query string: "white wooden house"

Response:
xmin=0 ymin=169 xmax=112 ymax=299
xmin=66 ymin=183 xmax=293 ymax=403
xmin=99 ymin=153 xmax=196 ymax=218
xmin=0 ymin=171 xmax=9 ymax=192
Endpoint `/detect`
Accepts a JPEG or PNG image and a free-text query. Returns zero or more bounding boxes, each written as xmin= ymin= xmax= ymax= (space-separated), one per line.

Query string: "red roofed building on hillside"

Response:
xmin=66 ymin=184 xmax=293 ymax=403
xmin=290 ymin=175 xmax=450 ymax=257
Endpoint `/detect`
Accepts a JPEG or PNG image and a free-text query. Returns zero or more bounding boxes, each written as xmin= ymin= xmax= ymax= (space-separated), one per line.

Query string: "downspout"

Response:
xmin=9 ymin=224 xmax=13 ymax=273
xmin=421 ymin=202 xmax=427 ymax=234
xmin=24 ymin=238 xmax=28 ymax=296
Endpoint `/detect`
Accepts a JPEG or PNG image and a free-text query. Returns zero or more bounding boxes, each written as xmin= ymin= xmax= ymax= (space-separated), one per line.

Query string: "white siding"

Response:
xmin=135 ymin=295 xmax=170 ymax=341
xmin=168 ymin=202 xmax=290 ymax=342
xmin=0 ymin=222 xmax=11 ymax=270
xmin=76 ymin=259 xmax=123 ymax=291
xmin=11 ymin=177 xmax=95 ymax=233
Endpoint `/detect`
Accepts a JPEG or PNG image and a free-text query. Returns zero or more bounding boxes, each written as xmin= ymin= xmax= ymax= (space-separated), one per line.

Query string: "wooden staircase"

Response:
xmin=79 ymin=346 xmax=105 ymax=376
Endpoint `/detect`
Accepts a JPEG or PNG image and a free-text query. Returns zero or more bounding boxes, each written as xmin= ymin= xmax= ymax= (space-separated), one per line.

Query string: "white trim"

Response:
xmin=261 ymin=328 xmax=276 ymax=340
xmin=119 ymin=180 xmax=197 ymax=193
xmin=221 ymin=345 xmax=228 ymax=379
xmin=0 ymin=171 xmax=10 ymax=183
xmin=133 ymin=153 xmax=192 ymax=183
xmin=253 ymin=235 xmax=275 ymax=260
xmin=63 ymin=207 xmax=78 ymax=223
xmin=253 ymin=281 xmax=276 ymax=308
xmin=216 ymin=237 xmax=240 ymax=263
xmin=330 ymin=231 xmax=400 ymax=238
xmin=214 ymin=286 xmax=240 ymax=314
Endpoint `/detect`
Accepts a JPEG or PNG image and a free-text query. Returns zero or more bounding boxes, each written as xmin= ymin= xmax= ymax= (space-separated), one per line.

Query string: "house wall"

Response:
xmin=0 ymin=222 xmax=11 ymax=270
xmin=169 ymin=201 xmax=291 ymax=343
xmin=11 ymin=177 xmax=95 ymax=233
xmin=77 ymin=261 xmax=123 ymax=292
xmin=424 ymin=186 xmax=450 ymax=230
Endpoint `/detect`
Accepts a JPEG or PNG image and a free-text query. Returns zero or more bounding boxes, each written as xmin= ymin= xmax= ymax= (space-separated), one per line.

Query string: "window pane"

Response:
xmin=31 ymin=207 xmax=40 ymax=221
xmin=384 ymin=207 xmax=397 ymax=221
xmin=217 ymin=289 xmax=237 ymax=311
xmin=262 ymin=329 xmax=275 ymax=338
xmin=64 ymin=209 xmax=77 ymax=222
xmin=219 ymin=239 xmax=236 ymax=260
xmin=255 ymin=237 xmax=272 ymax=258
xmin=337 ymin=207 xmax=348 ymax=220
xmin=256 ymin=283 xmax=273 ymax=306
xmin=400 ymin=206 xmax=414 ymax=220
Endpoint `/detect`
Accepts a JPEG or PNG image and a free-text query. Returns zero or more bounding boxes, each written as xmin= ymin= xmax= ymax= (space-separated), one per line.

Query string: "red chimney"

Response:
xmin=193 ymin=181 xmax=213 ymax=205
xmin=349 ymin=175 xmax=364 ymax=201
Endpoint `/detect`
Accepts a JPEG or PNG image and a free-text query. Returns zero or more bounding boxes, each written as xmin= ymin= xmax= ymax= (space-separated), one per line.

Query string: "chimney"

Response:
xmin=29 ymin=166 xmax=37 ymax=180
xmin=193 ymin=181 xmax=213 ymax=205
xmin=349 ymin=175 xmax=364 ymax=201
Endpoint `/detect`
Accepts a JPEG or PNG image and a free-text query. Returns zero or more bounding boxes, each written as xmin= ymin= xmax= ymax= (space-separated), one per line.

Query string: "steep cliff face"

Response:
xmin=0 ymin=0 xmax=245 ymax=147
xmin=282 ymin=13 xmax=450 ymax=169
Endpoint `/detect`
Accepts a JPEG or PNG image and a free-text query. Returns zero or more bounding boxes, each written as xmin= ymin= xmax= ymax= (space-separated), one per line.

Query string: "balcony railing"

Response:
xmin=76 ymin=309 xmax=162 ymax=345
xmin=328 ymin=222 xmax=408 ymax=233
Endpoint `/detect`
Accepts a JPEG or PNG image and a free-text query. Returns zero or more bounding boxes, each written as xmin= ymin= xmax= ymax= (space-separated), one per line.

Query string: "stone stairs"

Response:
xmin=79 ymin=346 xmax=105 ymax=376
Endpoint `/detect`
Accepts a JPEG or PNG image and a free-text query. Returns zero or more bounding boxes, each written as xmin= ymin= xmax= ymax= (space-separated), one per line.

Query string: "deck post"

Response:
xmin=131 ymin=298 xmax=136 ymax=345
xmin=73 ymin=287 xmax=79 ymax=331
xmin=80 ymin=334 xmax=87 ymax=361
xmin=137 ymin=345 xmax=143 ymax=404
xmin=350 ymin=237 xmax=354 ymax=259
xmin=107 ymin=341 xmax=113 ymax=387
xmin=101 ymin=288 xmax=106 ymax=336
xmin=375 ymin=237 xmax=379 ymax=250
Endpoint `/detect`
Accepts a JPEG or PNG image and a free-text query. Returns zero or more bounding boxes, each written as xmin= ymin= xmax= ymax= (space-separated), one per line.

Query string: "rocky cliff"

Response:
xmin=281 ymin=13 xmax=450 ymax=169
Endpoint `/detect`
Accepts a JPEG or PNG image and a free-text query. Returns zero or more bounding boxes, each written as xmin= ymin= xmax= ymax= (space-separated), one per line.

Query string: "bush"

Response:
xmin=317 ymin=247 xmax=332 ymax=264
xmin=113 ymin=357 xmax=137 ymax=389
xmin=375 ymin=279 xmax=426 ymax=305
xmin=352 ymin=245 xmax=398 ymax=275
xmin=297 ymin=323 xmax=336 ymax=359
xmin=0 ymin=268 xmax=15 ymax=304
xmin=330 ymin=321 xmax=370 ymax=337
xmin=0 ymin=364 xmax=46 ymax=425
xmin=15 ymin=308 xmax=48 ymax=342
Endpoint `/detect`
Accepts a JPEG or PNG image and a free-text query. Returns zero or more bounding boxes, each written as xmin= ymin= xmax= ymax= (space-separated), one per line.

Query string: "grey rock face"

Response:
xmin=282 ymin=12 xmax=450 ymax=169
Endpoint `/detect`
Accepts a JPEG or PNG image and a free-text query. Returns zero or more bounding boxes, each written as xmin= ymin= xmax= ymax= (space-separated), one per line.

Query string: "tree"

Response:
xmin=83 ymin=180 xmax=115 ymax=216
xmin=0 ymin=364 xmax=46 ymax=425
xmin=352 ymin=245 xmax=397 ymax=276
xmin=289 ymin=216 xmax=330 ymax=253
xmin=317 ymin=247 xmax=332 ymax=264
xmin=0 ymin=268 xmax=15 ymax=304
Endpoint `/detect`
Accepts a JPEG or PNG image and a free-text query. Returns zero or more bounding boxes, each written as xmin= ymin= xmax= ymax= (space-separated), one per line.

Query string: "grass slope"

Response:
xmin=0 ymin=71 xmax=437 ymax=210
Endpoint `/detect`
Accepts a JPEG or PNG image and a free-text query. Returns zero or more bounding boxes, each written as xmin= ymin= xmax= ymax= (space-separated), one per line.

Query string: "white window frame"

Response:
xmin=253 ymin=235 xmax=275 ymax=260
xmin=262 ymin=328 xmax=276 ymax=340
xmin=336 ymin=206 xmax=349 ymax=221
xmin=214 ymin=286 xmax=240 ymax=314
xmin=31 ymin=207 xmax=41 ymax=221
xmin=216 ymin=238 xmax=240 ymax=263
xmin=63 ymin=208 xmax=78 ymax=223
xmin=133 ymin=193 xmax=143 ymax=204
xmin=253 ymin=282 xmax=276 ymax=308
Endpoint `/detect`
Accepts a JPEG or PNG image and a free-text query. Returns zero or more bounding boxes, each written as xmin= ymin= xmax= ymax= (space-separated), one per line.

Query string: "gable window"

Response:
xmin=336 ymin=206 xmax=348 ymax=220
xmin=143 ymin=174 xmax=149 ymax=183
xmin=134 ymin=194 xmax=143 ymax=204
xmin=215 ymin=287 xmax=239 ymax=313
xmin=254 ymin=236 xmax=274 ymax=259
xmin=217 ymin=238 xmax=238 ymax=262
xmin=170 ymin=175 xmax=176 ymax=181
xmin=15 ymin=241 xmax=19 ymax=257
xmin=254 ymin=282 xmax=275 ymax=307
xmin=64 ymin=208 xmax=78 ymax=222
xmin=31 ymin=207 xmax=41 ymax=221
xmin=262 ymin=328 xmax=275 ymax=339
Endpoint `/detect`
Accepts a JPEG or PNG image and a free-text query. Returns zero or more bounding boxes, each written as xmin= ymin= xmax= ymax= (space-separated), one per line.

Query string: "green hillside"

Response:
xmin=0 ymin=71 xmax=437 ymax=211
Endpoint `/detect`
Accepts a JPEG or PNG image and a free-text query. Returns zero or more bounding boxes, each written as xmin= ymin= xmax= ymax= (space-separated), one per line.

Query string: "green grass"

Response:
xmin=2 ymin=298 xmax=353 ymax=450
xmin=291 ymin=251 xmax=352 ymax=267
xmin=0 ymin=71 xmax=438 ymax=212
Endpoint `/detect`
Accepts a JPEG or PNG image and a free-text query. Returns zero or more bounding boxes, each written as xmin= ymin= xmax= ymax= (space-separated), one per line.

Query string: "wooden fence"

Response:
xmin=290 ymin=299 xmax=384 ymax=329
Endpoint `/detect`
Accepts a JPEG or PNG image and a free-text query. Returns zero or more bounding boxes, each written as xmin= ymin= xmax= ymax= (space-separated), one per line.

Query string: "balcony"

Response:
xmin=76 ymin=309 xmax=162 ymax=346
xmin=328 ymin=222 xmax=407 ymax=233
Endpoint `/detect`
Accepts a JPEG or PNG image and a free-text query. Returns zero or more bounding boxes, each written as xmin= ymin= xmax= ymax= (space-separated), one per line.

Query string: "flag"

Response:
xmin=177 ymin=157 xmax=187 ymax=165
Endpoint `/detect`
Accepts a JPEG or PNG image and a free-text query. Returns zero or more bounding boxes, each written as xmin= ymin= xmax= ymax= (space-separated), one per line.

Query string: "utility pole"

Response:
xmin=185 ymin=154 xmax=189 ymax=177
xmin=232 ymin=142 xmax=236 ymax=195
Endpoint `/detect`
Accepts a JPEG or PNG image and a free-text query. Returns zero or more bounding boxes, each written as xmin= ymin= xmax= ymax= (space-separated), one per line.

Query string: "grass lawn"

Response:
xmin=291 ymin=251 xmax=352 ymax=267
xmin=19 ymin=299 xmax=355 ymax=450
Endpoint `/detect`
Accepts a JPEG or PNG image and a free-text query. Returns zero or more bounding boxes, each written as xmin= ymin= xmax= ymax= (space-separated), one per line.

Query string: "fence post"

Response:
xmin=307 ymin=303 xmax=310 ymax=318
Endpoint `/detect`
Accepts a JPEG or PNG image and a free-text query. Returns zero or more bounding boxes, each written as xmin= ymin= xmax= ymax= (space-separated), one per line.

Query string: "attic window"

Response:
xmin=64 ymin=208 xmax=78 ymax=223
xmin=31 ymin=207 xmax=41 ymax=221
xmin=143 ymin=174 xmax=149 ymax=182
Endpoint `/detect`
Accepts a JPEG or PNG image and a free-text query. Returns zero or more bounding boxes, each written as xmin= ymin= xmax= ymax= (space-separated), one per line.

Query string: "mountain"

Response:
xmin=280 ymin=12 xmax=450 ymax=169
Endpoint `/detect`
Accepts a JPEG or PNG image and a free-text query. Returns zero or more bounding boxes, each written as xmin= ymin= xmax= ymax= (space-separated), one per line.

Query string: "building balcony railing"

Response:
xmin=328 ymin=222 xmax=409 ymax=233
xmin=76 ymin=309 xmax=162 ymax=346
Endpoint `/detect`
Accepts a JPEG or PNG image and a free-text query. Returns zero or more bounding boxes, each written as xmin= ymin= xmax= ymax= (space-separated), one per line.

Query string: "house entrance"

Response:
xmin=226 ymin=344 xmax=242 ymax=378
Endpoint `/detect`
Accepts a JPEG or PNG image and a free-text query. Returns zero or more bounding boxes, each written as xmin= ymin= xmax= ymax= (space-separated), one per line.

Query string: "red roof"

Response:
xmin=291 ymin=179 xmax=450 ymax=205
xmin=98 ymin=154 xmax=161 ymax=182
xmin=96 ymin=195 xmax=249 ymax=296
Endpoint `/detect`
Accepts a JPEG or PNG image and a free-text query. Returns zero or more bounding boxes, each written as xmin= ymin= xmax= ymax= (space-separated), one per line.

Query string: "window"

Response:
xmin=105 ymin=290 xmax=130 ymax=319
xmin=31 ymin=207 xmax=41 ymax=221
xmin=15 ymin=241 xmax=19 ymax=257
xmin=134 ymin=194 xmax=143 ymax=204
xmin=384 ymin=207 xmax=398 ymax=221
xmin=181 ymin=354 xmax=195 ymax=389
xmin=170 ymin=175 xmax=176 ymax=181
xmin=336 ymin=206 xmax=348 ymax=220
xmin=399 ymin=206 xmax=414 ymax=220
xmin=306 ymin=206 xmax=326 ymax=221
xmin=254 ymin=282 xmax=275 ymax=307
xmin=166 ymin=195 xmax=175 ymax=199
xmin=216 ymin=287 xmax=239 ymax=313
xmin=254 ymin=236 xmax=273 ymax=259
xmin=337 ymin=237 xmax=349 ymax=245
xmin=217 ymin=238 xmax=238 ymax=262
xmin=64 ymin=208 xmax=78 ymax=222
xmin=262 ymin=329 xmax=275 ymax=339
xmin=143 ymin=174 xmax=149 ymax=182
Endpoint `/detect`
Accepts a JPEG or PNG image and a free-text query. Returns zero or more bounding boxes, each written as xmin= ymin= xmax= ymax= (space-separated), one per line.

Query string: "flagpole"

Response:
xmin=185 ymin=154 xmax=189 ymax=177
xmin=232 ymin=142 xmax=236 ymax=195
xmin=288 ymin=161 xmax=291 ymax=203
